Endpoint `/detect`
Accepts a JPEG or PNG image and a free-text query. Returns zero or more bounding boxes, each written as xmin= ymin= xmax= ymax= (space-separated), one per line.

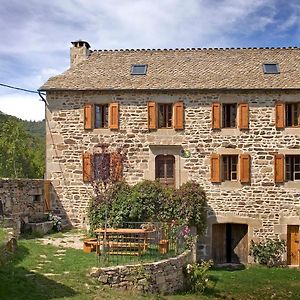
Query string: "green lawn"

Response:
xmin=0 ymin=233 xmax=300 ymax=300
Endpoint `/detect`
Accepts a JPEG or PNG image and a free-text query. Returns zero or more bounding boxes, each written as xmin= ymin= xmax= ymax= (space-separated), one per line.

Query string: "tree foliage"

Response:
xmin=0 ymin=117 xmax=45 ymax=179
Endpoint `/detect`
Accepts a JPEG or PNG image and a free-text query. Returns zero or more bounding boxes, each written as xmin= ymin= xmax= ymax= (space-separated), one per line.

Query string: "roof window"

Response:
xmin=263 ymin=63 xmax=280 ymax=74
xmin=131 ymin=64 xmax=147 ymax=75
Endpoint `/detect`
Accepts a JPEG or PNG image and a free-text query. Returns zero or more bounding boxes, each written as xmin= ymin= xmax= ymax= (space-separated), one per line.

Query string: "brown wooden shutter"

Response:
xmin=148 ymin=101 xmax=157 ymax=129
xmin=211 ymin=153 xmax=221 ymax=183
xmin=43 ymin=180 xmax=51 ymax=212
xmin=84 ymin=103 xmax=93 ymax=130
xmin=173 ymin=101 xmax=184 ymax=129
xmin=109 ymin=102 xmax=119 ymax=129
xmin=239 ymin=103 xmax=249 ymax=129
xmin=275 ymin=102 xmax=285 ymax=129
xmin=83 ymin=152 xmax=92 ymax=182
xmin=274 ymin=154 xmax=284 ymax=183
xmin=212 ymin=103 xmax=221 ymax=129
xmin=239 ymin=154 xmax=250 ymax=183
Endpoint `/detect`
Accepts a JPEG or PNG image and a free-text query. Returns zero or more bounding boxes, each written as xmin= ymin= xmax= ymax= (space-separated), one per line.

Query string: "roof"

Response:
xmin=40 ymin=47 xmax=300 ymax=91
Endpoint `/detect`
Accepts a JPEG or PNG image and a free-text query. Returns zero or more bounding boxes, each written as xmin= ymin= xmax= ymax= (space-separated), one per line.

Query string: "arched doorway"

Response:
xmin=155 ymin=155 xmax=175 ymax=187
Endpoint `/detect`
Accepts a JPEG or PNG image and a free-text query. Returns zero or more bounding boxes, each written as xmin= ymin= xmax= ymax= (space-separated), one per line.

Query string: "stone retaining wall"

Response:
xmin=90 ymin=250 xmax=192 ymax=294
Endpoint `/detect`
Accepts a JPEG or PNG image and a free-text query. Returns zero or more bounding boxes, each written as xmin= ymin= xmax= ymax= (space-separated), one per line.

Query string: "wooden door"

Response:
xmin=155 ymin=155 xmax=175 ymax=186
xmin=231 ymin=224 xmax=248 ymax=264
xmin=287 ymin=225 xmax=299 ymax=265
xmin=212 ymin=224 xmax=226 ymax=264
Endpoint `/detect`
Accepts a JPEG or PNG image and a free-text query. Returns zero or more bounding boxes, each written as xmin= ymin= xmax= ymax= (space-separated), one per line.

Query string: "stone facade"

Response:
xmin=90 ymin=250 xmax=192 ymax=293
xmin=45 ymin=89 xmax=300 ymax=262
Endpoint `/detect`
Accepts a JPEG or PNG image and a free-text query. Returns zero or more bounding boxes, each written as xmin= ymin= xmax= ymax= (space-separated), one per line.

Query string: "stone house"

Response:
xmin=40 ymin=41 xmax=300 ymax=265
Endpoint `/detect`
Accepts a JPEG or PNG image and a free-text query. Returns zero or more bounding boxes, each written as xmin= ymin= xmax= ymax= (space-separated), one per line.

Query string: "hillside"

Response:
xmin=0 ymin=111 xmax=45 ymax=179
xmin=0 ymin=111 xmax=45 ymax=139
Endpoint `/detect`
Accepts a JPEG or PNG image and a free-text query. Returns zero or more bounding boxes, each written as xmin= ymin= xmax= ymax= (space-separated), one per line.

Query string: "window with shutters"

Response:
xmin=155 ymin=155 xmax=175 ymax=186
xmin=158 ymin=103 xmax=173 ymax=128
xmin=286 ymin=103 xmax=300 ymax=128
xmin=95 ymin=104 xmax=108 ymax=128
xmin=286 ymin=155 xmax=300 ymax=181
xmin=222 ymin=104 xmax=237 ymax=128
xmin=222 ymin=155 xmax=238 ymax=181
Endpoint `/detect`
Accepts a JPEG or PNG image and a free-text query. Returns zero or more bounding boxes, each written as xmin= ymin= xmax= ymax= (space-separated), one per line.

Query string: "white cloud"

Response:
xmin=0 ymin=93 xmax=45 ymax=121
xmin=1 ymin=0 xmax=300 ymax=120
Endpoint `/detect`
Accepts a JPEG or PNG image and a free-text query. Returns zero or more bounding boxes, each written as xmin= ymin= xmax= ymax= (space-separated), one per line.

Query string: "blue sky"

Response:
xmin=0 ymin=0 xmax=300 ymax=120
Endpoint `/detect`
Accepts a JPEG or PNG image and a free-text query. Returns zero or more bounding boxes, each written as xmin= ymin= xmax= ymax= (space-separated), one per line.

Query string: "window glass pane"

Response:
xmin=158 ymin=104 xmax=164 ymax=128
xmin=167 ymin=104 xmax=172 ymax=127
xmin=263 ymin=64 xmax=279 ymax=74
xmin=286 ymin=104 xmax=292 ymax=127
xmin=131 ymin=65 xmax=147 ymax=75
xmin=103 ymin=105 xmax=108 ymax=127
xmin=223 ymin=156 xmax=229 ymax=180
xmin=286 ymin=156 xmax=291 ymax=181
xmin=230 ymin=104 xmax=237 ymax=127
xmin=295 ymin=172 xmax=300 ymax=180
xmin=293 ymin=105 xmax=298 ymax=127
xmin=166 ymin=159 xmax=174 ymax=178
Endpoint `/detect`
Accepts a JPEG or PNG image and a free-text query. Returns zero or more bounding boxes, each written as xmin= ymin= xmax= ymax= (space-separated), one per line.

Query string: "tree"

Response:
xmin=0 ymin=119 xmax=44 ymax=178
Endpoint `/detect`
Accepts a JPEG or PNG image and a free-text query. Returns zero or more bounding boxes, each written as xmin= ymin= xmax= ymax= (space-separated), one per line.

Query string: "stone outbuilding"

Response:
xmin=40 ymin=41 xmax=300 ymax=266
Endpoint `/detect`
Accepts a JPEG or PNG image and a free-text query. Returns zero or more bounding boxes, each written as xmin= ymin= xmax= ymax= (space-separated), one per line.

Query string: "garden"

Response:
xmin=1 ymin=226 xmax=300 ymax=300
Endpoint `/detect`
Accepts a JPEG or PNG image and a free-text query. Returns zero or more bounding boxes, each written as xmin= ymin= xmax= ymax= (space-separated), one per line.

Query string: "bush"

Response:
xmin=129 ymin=180 xmax=171 ymax=222
xmin=87 ymin=180 xmax=207 ymax=234
xmin=174 ymin=182 xmax=207 ymax=233
xmin=88 ymin=181 xmax=131 ymax=231
xmin=249 ymin=239 xmax=286 ymax=267
xmin=184 ymin=260 xmax=213 ymax=293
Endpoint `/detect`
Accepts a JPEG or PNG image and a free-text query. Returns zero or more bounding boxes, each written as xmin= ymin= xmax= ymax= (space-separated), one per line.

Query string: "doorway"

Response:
xmin=287 ymin=225 xmax=299 ymax=266
xmin=212 ymin=223 xmax=248 ymax=264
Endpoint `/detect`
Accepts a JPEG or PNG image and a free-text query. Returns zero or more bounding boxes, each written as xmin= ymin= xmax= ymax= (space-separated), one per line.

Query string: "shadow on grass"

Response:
xmin=201 ymin=264 xmax=246 ymax=298
xmin=0 ymin=244 xmax=76 ymax=300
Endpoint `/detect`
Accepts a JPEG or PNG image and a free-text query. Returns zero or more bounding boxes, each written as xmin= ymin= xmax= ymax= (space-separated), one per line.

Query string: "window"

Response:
xmin=158 ymin=103 xmax=173 ymax=128
xmin=222 ymin=104 xmax=237 ymax=128
xmin=95 ymin=104 xmax=108 ymax=128
xmin=155 ymin=155 xmax=175 ymax=186
xmin=131 ymin=64 xmax=147 ymax=75
xmin=212 ymin=102 xmax=248 ymax=129
xmin=93 ymin=153 xmax=111 ymax=181
xmin=84 ymin=103 xmax=119 ymax=130
xmin=211 ymin=153 xmax=250 ymax=183
xmin=263 ymin=63 xmax=279 ymax=74
xmin=286 ymin=103 xmax=300 ymax=127
xmin=222 ymin=155 xmax=238 ymax=181
xmin=286 ymin=155 xmax=300 ymax=181
xmin=147 ymin=101 xmax=184 ymax=130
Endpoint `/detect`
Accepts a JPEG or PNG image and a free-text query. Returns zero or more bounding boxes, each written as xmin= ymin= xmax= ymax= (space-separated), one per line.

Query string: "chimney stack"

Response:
xmin=70 ymin=40 xmax=91 ymax=68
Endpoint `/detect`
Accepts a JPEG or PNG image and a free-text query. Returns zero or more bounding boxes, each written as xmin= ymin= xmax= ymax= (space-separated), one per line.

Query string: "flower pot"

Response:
xmin=158 ymin=239 xmax=169 ymax=254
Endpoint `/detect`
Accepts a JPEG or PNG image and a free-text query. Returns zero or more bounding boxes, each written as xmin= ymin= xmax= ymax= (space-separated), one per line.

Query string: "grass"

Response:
xmin=0 ymin=232 xmax=300 ymax=300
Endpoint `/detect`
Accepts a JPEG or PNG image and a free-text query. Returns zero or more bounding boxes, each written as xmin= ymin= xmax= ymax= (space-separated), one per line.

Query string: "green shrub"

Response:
xmin=88 ymin=181 xmax=131 ymax=231
xmin=129 ymin=180 xmax=172 ymax=222
xmin=87 ymin=180 xmax=207 ymax=234
xmin=249 ymin=239 xmax=286 ymax=267
xmin=184 ymin=260 xmax=213 ymax=293
xmin=174 ymin=181 xmax=207 ymax=233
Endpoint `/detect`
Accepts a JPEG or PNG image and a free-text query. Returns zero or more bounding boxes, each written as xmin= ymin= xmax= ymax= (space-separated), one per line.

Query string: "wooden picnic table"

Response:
xmin=94 ymin=228 xmax=155 ymax=255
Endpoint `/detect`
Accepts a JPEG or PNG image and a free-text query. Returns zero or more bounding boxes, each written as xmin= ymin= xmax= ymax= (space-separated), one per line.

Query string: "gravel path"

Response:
xmin=38 ymin=232 xmax=86 ymax=250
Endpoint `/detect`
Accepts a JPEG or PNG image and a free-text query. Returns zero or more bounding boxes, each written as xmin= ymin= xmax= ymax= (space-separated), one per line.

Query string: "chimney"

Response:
xmin=70 ymin=40 xmax=91 ymax=68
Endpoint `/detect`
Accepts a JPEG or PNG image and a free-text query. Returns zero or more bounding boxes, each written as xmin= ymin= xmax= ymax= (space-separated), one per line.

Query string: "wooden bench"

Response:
xmin=83 ymin=239 xmax=145 ymax=255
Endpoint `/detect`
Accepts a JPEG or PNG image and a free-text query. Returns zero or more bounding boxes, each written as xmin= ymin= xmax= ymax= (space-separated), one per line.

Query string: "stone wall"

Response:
xmin=90 ymin=250 xmax=192 ymax=294
xmin=0 ymin=179 xmax=63 ymax=236
xmin=46 ymin=89 xmax=300 ymax=260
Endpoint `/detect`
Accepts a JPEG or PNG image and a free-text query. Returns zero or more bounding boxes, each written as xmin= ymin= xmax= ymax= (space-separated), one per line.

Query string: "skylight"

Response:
xmin=131 ymin=64 xmax=147 ymax=75
xmin=263 ymin=63 xmax=280 ymax=74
